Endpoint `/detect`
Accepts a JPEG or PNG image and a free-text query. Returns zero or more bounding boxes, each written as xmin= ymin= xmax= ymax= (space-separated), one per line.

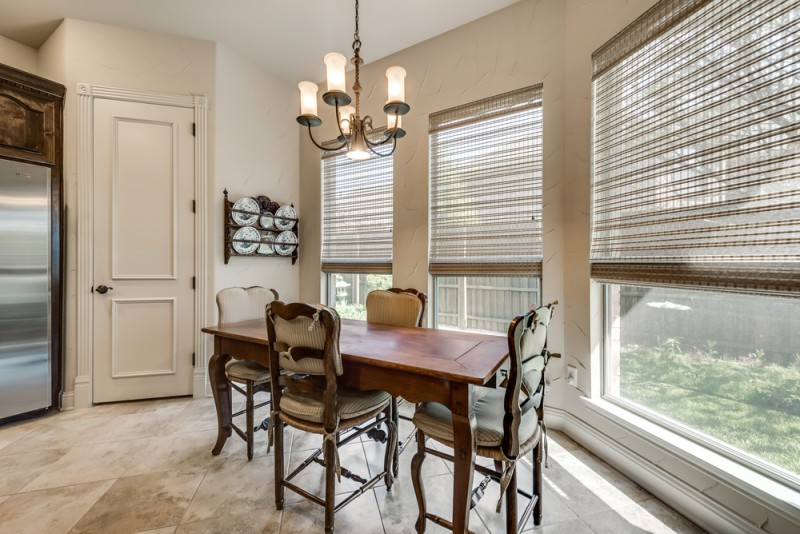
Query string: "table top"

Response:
xmin=202 ymin=318 xmax=508 ymax=386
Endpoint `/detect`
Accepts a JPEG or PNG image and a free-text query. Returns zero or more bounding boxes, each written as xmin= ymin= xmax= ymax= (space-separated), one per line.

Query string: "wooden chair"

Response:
xmin=365 ymin=287 xmax=427 ymax=474
xmin=266 ymin=301 xmax=397 ymax=533
xmin=214 ymin=286 xmax=278 ymax=460
xmin=411 ymin=302 xmax=559 ymax=533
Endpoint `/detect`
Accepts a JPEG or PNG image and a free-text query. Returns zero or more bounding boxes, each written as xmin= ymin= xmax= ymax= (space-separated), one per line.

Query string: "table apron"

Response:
xmin=216 ymin=337 xmax=269 ymax=365
xmin=341 ymin=364 xmax=458 ymax=406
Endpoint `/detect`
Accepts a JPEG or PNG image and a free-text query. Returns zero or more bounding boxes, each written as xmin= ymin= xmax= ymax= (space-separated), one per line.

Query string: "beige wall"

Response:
xmin=213 ymin=43 xmax=299 ymax=310
xmin=0 ymin=34 xmax=38 ymax=73
xmin=298 ymin=0 xmax=798 ymax=532
xmin=298 ymin=1 xmax=567 ymax=354
xmin=31 ymin=19 xmax=299 ymax=408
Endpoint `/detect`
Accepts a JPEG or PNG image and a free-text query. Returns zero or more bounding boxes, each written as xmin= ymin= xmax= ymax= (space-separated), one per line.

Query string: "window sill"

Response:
xmin=581 ymin=396 xmax=800 ymax=519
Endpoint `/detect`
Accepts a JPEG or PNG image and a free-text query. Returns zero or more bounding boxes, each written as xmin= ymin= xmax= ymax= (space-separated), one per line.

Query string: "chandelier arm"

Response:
xmin=366 ymin=135 xmax=396 ymax=157
xmin=364 ymin=131 xmax=396 ymax=148
xmin=306 ymin=125 xmax=347 ymax=152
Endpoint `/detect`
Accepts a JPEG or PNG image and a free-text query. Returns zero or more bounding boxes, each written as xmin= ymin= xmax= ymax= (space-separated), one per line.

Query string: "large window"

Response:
xmin=591 ymin=0 xmax=800 ymax=484
xmin=429 ymin=86 xmax=544 ymax=333
xmin=321 ymin=140 xmax=393 ymax=319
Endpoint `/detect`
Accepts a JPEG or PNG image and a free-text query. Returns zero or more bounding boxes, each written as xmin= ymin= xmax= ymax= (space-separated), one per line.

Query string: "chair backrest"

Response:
xmin=365 ymin=288 xmax=427 ymax=327
xmin=266 ymin=301 xmax=342 ymax=376
xmin=502 ymin=302 xmax=556 ymax=458
xmin=216 ymin=286 xmax=279 ymax=324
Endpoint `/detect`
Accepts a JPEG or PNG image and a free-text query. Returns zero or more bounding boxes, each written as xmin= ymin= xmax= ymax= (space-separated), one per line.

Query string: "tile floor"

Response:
xmin=0 ymin=395 xmax=705 ymax=533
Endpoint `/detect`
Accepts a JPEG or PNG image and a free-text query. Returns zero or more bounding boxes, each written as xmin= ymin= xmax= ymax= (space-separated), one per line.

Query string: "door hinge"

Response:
xmin=192 ymin=199 xmax=196 ymax=213
xmin=192 ymin=276 xmax=196 ymax=290
xmin=192 ymin=353 xmax=196 ymax=367
xmin=192 ymin=123 xmax=196 ymax=137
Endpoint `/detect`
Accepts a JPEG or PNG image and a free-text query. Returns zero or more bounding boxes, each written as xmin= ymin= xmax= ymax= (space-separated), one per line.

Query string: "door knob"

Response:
xmin=96 ymin=285 xmax=113 ymax=294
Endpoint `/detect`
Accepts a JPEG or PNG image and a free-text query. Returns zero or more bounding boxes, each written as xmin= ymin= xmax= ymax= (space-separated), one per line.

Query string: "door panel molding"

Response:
xmin=111 ymin=297 xmax=177 ymax=378
xmin=111 ymin=116 xmax=179 ymax=281
xmin=76 ymin=83 xmax=208 ymax=408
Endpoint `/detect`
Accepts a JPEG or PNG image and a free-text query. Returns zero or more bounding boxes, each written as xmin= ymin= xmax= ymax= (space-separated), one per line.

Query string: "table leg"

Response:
xmin=209 ymin=337 xmax=232 ymax=456
xmin=450 ymin=382 xmax=476 ymax=533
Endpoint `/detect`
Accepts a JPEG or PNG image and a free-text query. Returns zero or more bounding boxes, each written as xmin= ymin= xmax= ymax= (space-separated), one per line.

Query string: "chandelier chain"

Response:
xmin=352 ymin=0 xmax=362 ymax=117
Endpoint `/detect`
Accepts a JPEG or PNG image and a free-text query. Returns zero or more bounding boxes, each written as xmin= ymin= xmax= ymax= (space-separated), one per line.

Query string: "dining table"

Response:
xmin=202 ymin=317 xmax=509 ymax=533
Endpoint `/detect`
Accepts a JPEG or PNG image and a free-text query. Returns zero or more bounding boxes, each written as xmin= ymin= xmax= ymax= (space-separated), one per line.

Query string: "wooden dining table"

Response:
xmin=202 ymin=317 xmax=509 ymax=533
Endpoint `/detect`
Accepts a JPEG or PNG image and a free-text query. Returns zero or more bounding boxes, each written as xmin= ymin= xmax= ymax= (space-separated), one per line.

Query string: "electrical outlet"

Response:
xmin=566 ymin=365 xmax=577 ymax=386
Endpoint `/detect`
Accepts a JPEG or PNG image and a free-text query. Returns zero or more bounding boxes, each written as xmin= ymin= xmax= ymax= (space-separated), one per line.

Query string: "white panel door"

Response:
xmin=92 ymin=99 xmax=195 ymax=403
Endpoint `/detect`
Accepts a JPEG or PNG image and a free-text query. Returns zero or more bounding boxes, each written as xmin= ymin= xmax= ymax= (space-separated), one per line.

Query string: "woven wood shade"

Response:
xmin=429 ymin=85 xmax=543 ymax=276
xmin=321 ymin=135 xmax=392 ymax=274
xmin=590 ymin=0 xmax=800 ymax=293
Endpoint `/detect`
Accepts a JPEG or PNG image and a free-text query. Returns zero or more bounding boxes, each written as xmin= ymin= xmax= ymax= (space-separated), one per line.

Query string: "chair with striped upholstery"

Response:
xmin=215 ymin=286 xmax=278 ymax=460
xmin=365 ymin=288 xmax=427 ymax=472
xmin=266 ymin=301 xmax=397 ymax=534
xmin=411 ymin=302 xmax=559 ymax=533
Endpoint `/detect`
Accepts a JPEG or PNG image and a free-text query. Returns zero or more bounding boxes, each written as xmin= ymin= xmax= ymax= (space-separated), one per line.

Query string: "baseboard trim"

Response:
xmin=545 ymin=408 xmax=760 ymax=534
xmin=73 ymin=375 xmax=90 ymax=408
xmin=193 ymin=368 xmax=208 ymax=399
xmin=59 ymin=390 xmax=75 ymax=411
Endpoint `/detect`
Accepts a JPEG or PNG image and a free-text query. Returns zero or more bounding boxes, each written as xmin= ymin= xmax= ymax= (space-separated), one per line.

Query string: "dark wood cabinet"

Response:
xmin=0 ymin=62 xmax=65 ymax=413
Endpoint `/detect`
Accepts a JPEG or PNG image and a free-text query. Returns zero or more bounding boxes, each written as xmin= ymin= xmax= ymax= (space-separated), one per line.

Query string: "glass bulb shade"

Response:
xmin=385 ymin=66 xmax=406 ymax=103
xmin=339 ymin=105 xmax=356 ymax=135
xmin=387 ymin=113 xmax=402 ymax=130
xmin=298 ymin=81 xmax=319 ymax=117
xmin=324 ymin=53 xmax=347 ymax=93
xmin=347 ymin=128 xmax=371 ymax=160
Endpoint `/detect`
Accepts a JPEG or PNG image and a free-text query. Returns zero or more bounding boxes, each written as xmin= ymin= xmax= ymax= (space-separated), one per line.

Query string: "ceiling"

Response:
xmin=0 ymin=0 xmax=521 ymax=84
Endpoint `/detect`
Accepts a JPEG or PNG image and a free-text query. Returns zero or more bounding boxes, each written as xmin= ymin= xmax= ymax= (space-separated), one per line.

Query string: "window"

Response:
xmin=591 ymin=0 xmax=800 ymax=484
xmin=428 ymin=86 xmax=544 ymax=333
xmin=321 ymin=139 xmax=393 ymax=320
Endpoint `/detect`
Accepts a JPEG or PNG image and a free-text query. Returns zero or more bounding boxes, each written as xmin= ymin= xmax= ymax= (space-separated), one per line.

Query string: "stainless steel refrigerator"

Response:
xmin=0 ymin=158 xmax=52 ymax=420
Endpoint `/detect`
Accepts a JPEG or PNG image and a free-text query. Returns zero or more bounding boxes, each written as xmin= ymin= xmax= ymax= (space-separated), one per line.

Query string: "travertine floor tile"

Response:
xmin=0 ymin=480 xmax=113 ymax=534
xmin=70 ymin=470 xmax=205 ymax=533
xmin=181 ymin=455 xmax=274 ymax=524
xmin=22 ymin=438 xmax=152 ymax=492
xmin=177 ymin=508 xmax=281 ymax=533
xmin=0 ymin=397 xmax=706 ymax=534
xmin=0 ymin=448 xmax=68 ymax=495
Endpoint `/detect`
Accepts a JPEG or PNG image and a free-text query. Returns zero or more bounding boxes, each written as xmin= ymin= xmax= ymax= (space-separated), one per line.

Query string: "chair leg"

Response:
xmin=506 ymin=463 xmax=518 ymax=533
xmin=411 ymin=429 xmax=427 ymax=533
xmin=246 ymin=380 xmax=254 ymax=461
xmin=384 ymin=413 xmax=398 ymax=490
xmin=324 ymin=436 xmax=337 ymax=533
xmin=274 ymin=419 xmax=285 ymax=510
xmin=391 ymin=396 xmax=400 ymax=478
xmin=533 ymin=442 xmax=543 ymax=525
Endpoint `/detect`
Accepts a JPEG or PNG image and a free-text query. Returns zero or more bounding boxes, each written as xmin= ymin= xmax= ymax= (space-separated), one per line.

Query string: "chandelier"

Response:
xmin=296 ymin=0 xmax=410 ymax=160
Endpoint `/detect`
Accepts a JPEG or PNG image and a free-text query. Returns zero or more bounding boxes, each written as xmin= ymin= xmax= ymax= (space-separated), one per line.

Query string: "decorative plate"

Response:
xmin=258 ymin=232 xmax=276 ymax=255
xmin=275 ymin=231 xmax=297 ymax=256
xmin=232 ymin=226 xmax=260 ymax=254
xmin=231 ymin=197 xmax=259 ymax=226
xmin=274 ymin=205 xmax=297 ymax=231
xmin=259 ymin=212 xmax=275 ymax=229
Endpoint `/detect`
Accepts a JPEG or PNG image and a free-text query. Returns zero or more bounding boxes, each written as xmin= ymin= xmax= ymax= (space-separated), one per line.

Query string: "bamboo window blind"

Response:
xmin=429 ymin=85 xmax=544 ymax=275
xmin=321 ymin=138 xmax=393 ymax=274
xmin=590 ymin=0 xmax=800 ymax=295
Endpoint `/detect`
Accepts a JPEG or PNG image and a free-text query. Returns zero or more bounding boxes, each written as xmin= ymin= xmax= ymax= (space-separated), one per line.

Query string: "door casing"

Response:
xmin=74 ymin=83 xmax=209 ymax=409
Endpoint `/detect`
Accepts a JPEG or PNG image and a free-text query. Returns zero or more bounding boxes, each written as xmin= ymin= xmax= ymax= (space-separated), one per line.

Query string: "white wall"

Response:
xmin=213 ymin=43 xmax=299 ymax=311
xmin=0 ymin=34 xmax=38 ymax=73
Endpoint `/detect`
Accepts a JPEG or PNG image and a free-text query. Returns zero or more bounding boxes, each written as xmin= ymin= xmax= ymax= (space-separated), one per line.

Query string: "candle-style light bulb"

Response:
xmin=324 ymin=53 xmax=347 ymax=94
xmin=385 ymin=66 xmax=406 ymax=104
xmin=339 ymin=105 xmax=355 ymax=135
xmin=298 ymin=81 xmax=319 ymax=117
